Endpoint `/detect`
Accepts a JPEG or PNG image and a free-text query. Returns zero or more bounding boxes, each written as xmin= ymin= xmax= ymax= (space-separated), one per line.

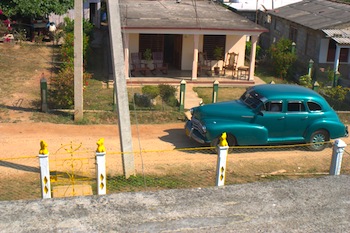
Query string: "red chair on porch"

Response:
xmin=130 ymin=52 xmax=150 ymax=76
xmin=152 ymin=51 xmax=168 ymax=74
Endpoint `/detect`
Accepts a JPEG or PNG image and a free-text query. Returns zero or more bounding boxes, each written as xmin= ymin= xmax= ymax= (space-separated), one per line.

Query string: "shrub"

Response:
xmin=133 ymin=93 xmax=152 ymax=108
xmin=158 ymin=84 xmax=178 ymax=106
xmin=268 ymin=38 xmax=297 ymax=79
xmin=299 ymin=75 xmax=312 ymax=88
xmin=49 ymin=66 xmax=91 ymax=108
xmin=142 ymin=85 xmax=159 ymax=99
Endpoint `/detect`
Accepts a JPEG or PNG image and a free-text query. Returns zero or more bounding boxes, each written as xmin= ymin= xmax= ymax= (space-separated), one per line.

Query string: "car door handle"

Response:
xmin=278 ymin=116 xmax=285 ymax=120
xmin=241 ymin=116 xmax=254 ymax=119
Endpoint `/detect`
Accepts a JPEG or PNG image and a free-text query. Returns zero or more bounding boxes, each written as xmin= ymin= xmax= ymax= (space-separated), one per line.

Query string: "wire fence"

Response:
xmin=1 ymin=141 xmax=349 ymax=201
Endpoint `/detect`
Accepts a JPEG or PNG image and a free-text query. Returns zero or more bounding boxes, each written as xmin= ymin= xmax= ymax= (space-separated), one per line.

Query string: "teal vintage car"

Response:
xmin=185 ymin=84 xmax=348 ymax=151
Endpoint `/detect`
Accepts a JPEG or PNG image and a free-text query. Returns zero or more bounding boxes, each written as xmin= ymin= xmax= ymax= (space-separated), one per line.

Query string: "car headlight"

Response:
xmin=202 ymin=125 xmax=206 ymax=133
xmin=190 ymin=108 xmax=194 ymax=115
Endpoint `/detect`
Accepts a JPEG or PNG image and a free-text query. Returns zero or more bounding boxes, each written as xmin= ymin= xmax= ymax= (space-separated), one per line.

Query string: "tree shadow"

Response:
xmin=0 ymin=160 xmax=40 ymax=173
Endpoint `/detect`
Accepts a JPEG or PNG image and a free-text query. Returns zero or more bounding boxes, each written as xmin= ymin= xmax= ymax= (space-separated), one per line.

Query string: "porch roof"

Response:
xmin=118 ymin=0 xmax=268 ymax=36
xmin=323 ymin=29 xmax=350 ymax=46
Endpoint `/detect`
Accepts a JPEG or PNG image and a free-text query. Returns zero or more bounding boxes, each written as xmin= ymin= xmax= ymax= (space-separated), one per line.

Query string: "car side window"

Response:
xmin=307 ymin=101 xmax=322 ymax=111
xmin=264 ymin=101 xmax=282 ymax=112
xmin=287 ymin=101 xmax=306 ymax=112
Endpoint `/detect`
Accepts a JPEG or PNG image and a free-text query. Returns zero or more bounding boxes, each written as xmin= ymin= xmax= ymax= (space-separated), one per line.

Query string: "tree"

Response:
xmin=269 ymin=38 xmax=297 ymax=79
xmin=0 ymin=0 xmax=73 ymax=17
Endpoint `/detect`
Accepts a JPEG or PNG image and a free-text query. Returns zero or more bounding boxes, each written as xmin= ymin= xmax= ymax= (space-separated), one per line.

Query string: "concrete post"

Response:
xmin=74 ymin=0 xmax=84 ymax=121
xmin=215 ymin=133 xmax=229 ymax=187
xmin=308 ymin=59 xmax=314 ymax=77
xmin=330 ymin=139 xmax=347 ymax=175
xmin=40 ymin=76 xmax=48 ymax=113
xmin=96 ymin=152 xmax=107 ymax=195
xmin=179 ymin=79 xmax=186 ymax=112
xmin=333 ymin=71 xmax=340 ymax=87
xmin=107 ymin=0 xmax=135 ymax=178
xmin=312 ymin=81 xmax=319 ymax=92
xmin=38 ymin=140 xmax=51 ymax=199
xmin=291 ymin=42 xmax=296 ymax=55
xmin=212 ymin=80 xmax=219 ymax=103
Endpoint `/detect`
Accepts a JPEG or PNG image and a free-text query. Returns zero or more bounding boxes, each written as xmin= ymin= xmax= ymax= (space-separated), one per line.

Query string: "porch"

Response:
xmin=126 ymin=68 xmax=265 ymax=87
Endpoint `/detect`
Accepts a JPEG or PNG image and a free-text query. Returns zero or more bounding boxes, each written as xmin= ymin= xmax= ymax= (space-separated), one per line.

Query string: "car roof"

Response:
xmin=252 ymin=84 xmax=322 ymax=101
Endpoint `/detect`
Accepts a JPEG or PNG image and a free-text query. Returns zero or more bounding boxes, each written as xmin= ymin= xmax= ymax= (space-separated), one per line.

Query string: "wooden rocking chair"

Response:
xmin=222 ymin=52 xmax=239 ymax=77
xmin=197 ymin=52 xmax=212 ymax=76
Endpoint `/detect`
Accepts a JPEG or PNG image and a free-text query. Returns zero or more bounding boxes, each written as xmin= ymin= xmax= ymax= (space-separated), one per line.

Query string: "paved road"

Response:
xmin=1 ymin=175 xmax=349 ymax=232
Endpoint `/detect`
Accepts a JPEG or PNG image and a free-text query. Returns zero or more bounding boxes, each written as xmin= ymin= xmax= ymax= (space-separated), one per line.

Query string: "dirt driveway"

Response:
xmin=1 ymin=122 xmax=350 ymax=181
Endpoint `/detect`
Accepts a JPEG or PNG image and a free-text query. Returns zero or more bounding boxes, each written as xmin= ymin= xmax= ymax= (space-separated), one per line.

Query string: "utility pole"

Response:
xmin=107 ymin=0 xmax=135 ymax=178
xmin=74 ymin=0 xmax=83 ymax=121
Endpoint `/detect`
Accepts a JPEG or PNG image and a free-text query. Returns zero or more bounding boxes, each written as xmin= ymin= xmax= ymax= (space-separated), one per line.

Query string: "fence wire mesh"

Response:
xmin=1 ymin=140 xmax=350 ymax=201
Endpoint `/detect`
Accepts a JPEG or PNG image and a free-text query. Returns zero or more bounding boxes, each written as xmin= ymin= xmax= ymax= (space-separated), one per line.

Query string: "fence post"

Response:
xmin=212 ymin=80 xmax=219 ymax=103
xmin=40 ymin=75 xmax=48 ymax=113
xmin=330 ymin=139 xmax=347 ymax=175
xmin=179 ymin=79 xmax=186 ymax=112
xmin=96 ymin=138 xmax=107 ymax=195
xmin=38 ymin=140 xmax=51 ymax=199
xmin=216 ymin=133 xmax=229 ymax=186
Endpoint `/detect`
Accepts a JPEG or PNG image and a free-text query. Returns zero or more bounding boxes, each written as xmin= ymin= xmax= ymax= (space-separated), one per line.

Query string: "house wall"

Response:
xmin=259 ymin=14 xmax=350 ymax=81
xmin=128 ymin=33 xmax=139 ymax=54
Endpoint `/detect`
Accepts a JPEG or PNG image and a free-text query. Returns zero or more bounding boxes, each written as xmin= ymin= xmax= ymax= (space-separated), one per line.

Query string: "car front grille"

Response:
xmin=191 ymin=117 xmax=206 ymax=135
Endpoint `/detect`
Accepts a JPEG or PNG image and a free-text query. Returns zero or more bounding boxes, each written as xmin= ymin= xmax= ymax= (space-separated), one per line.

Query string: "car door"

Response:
xmin=255 ymin=101 xmax=286 ymax=140
xmin=284 ymin=101 xmax=310 ymax=140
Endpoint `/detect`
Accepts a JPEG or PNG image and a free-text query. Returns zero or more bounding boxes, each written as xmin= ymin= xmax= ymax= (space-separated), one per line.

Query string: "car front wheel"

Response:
xmin=309 ymin=130 xmax=329 ymax=151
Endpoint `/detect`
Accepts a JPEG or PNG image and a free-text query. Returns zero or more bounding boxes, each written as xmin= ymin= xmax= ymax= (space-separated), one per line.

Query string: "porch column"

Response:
xmin=124 ymin=33 xmax=130 ymax=80
xmin=249 ymin=35 xmax=258 ymax=81
xmin=192 ymin=34 xmax=199 ymax=80
xmin=96 ymin=2 xmax=101 ymax=28
xmin=333 ymin=43 xmax=341 ymax=73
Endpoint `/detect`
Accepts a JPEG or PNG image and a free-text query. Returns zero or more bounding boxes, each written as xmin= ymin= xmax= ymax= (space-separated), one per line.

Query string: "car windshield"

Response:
xmin=240 ymin=89 xmax=263 ymax=109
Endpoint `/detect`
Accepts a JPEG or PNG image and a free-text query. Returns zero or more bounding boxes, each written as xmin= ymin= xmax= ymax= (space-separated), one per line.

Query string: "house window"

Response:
xmin=203 ymin=35 xmax=226 ymax=60
xmin=327 ymin=39 xmax=349 ymax=63
xmin=139 ymin=34 xmax=164 ymax=58
xmin=289 ymin=26 xmax=298 ymax=43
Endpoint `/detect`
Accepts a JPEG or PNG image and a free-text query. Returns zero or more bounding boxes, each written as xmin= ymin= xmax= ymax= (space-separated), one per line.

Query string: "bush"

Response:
xmin=49 ymin=66 xmax=91 ymax=108
xmin=142 ymin=85 xmax=159 ymax=99
xmin=299 ymin=75 xmax=312 ymax=88
xmin=268 ymin=38 xmax=297 ymax=79
xmin=133 ymin=93 xmax=152 ymax=108
xmin=158 ymin=84 xmax=178 ymax=106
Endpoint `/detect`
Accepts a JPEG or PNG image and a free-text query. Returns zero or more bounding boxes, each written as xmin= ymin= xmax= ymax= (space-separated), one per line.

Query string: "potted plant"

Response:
xmin=213 ymin=46 xmax=224 ymax=75
xmin=143 ymin=48 xmax=152 ymax=61
xmin=143 ymin=48 xmax=153 ymax=69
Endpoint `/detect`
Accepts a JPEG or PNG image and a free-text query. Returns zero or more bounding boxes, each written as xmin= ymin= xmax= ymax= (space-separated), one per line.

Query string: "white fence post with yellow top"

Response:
xmin=96 ymin=138 xmax=107 ymax=195
xmin=216 ymin=133 xmax=229 ymax=187
xmin=38 ymin=140 xmax=51 ymax=199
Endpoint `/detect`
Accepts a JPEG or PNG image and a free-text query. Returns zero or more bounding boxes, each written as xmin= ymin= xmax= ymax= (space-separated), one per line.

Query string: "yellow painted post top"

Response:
xmin=39 ymin=140 xmax=49 ymax=155
xmin=219 ymin=132 xmax=228 ymax=147
xmin=96 ymin=138 xmax=106 ymax=153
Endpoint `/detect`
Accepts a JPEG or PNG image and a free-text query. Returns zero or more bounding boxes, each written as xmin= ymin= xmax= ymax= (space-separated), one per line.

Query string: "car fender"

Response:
xmin=305 ymin=119 xmax=347 ymax=140
xmin=205 ymin=120 xmax=268 ymax=145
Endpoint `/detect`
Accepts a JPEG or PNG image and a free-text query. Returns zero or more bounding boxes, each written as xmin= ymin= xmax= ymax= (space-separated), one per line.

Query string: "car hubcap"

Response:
xmin=312 ymin=134 xmax=325 ymax=149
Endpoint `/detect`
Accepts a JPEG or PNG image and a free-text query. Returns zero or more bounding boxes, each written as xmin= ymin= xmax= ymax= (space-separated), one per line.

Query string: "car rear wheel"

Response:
xmin=210 ymin=134 xmax=236 ymax=153
xmin=309 ymin=130 xmax=329 ymax=151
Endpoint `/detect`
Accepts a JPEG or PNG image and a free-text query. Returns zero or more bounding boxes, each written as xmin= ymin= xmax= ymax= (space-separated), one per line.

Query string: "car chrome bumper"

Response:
xmin=185 ymin=120 xmax=206 ymax=144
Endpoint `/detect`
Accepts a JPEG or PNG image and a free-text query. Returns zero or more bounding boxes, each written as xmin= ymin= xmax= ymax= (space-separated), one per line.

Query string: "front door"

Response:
xmin=173 ymin=35 xmax=183 ymax=69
